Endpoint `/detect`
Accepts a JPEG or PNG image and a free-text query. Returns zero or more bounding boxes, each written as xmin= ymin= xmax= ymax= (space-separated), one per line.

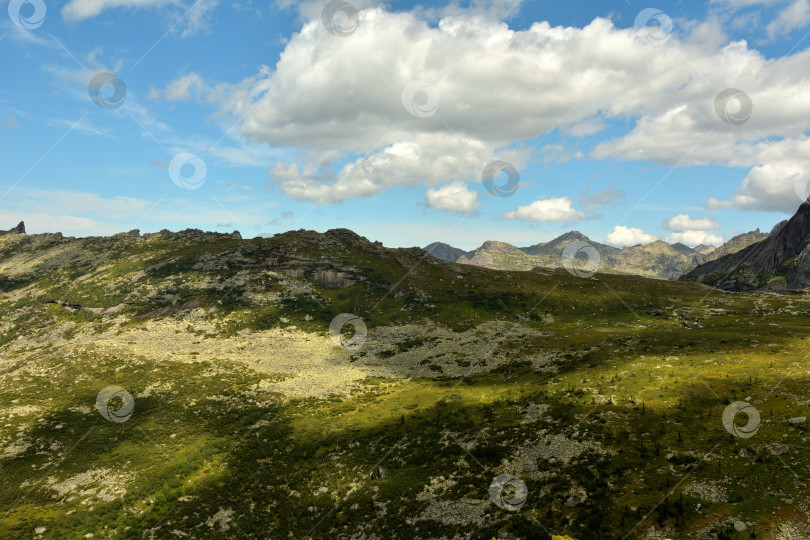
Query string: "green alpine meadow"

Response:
xmin=1 ymin=224 xmax=808 ymax=539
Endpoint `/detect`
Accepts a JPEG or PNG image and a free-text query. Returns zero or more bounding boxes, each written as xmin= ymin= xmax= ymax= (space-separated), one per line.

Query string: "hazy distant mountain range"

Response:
xmin=425 ymin=229 xmax=770 ymax=280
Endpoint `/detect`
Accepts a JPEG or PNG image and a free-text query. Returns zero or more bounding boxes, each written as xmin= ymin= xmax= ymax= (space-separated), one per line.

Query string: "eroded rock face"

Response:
xmin=313 ymin=269 xmax=356 ymax=289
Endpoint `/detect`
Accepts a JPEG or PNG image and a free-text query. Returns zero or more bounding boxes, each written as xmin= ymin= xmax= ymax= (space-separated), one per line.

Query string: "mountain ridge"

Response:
xmin=425 ymin=229 xmax=770 ymax=280
xmin=0 ymin=220 xmax=777 ymax=283
xmin=682 ymin=199 xmax=810 ymax=290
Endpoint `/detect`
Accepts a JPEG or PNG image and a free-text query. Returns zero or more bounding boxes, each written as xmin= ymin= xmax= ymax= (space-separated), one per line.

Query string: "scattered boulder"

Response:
xmin=44 ymin=299 xmax=83 ymax=310
xmin=563 ymin=487 xmax=587 ymax=507
xmin=768 ymin=444 xmax=790 ymax=456
xmin=788 ymin=416 xmax=806 ymax=424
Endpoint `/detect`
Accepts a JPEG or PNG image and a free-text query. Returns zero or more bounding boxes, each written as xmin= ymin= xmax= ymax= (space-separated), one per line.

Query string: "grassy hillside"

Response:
xmin=1 ymin=228 xmax=809 ymax=539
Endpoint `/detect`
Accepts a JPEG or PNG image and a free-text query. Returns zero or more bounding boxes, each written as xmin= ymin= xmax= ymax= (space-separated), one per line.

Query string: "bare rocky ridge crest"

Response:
xmin=1 ymin=217 xmax=796 ymax=291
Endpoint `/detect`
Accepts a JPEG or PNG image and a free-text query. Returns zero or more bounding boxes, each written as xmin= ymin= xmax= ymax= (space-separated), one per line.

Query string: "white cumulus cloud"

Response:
xmin=140 ymin=3 xmax=810 ymax=211
xmin=707 ymin=158 xmax=810 ymax=211
xmin=201 ymin=7 xmax=810 ymax=206
xmin=503 ymin=197 xmax=585 ymax=223
xmin=664 ymin=214 xmax=721 ymax=231
xmin=269 ymin=134 xmax=510 ymax=203
xmin=425 ymin=181 xmax=479 ymax=213
xmin=666 ymin=231 xmax=724 ymax=246
xmin=605 ymin=225 xmax=657 ymax=246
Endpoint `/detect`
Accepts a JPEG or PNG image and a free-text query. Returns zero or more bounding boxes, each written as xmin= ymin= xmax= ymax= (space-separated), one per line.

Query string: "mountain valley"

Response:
xmin=0 ymin=223 xmax=808 ymax=538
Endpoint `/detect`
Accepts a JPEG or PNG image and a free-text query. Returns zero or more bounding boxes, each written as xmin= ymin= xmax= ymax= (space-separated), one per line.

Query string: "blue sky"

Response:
xmin=2 ymin=0 xmax=810 ymax=249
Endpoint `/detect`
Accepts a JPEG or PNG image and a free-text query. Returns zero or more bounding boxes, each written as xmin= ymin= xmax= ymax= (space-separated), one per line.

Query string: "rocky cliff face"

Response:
xmin=682 ymin=200 xmax=810 ymax=290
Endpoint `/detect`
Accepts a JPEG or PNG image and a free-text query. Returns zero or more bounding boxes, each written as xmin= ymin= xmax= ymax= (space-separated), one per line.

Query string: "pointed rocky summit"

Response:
xmin=0 ymin=221 xmax=25 ymax=236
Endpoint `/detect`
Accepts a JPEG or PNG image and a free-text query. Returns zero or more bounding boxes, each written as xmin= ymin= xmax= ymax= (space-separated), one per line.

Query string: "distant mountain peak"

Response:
xmin=693 ymin=244 xmax=717 ymax=255
xmin=326 ymin=228 xmax=366 ymax=242
xmin=423 ymin=242 xmax=471 ymax=263
xmin=480 ymin=240 xmax=517 ymax=250
xmin=556 ymin=230 xmax=590 ymax=242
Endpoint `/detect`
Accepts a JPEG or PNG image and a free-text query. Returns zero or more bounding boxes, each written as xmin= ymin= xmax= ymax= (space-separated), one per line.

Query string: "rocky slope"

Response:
xmin=682 ymin=200 xmax=810 ymax=290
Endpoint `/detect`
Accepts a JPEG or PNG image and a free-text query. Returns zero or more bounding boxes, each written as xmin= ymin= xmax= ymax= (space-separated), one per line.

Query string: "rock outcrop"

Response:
xmin=312 ymin=269 xmax=356 ymax=288
xmin=0 ymin=221 xmax=25 ymax=235
xmin=141 ymin=228 xmax=241 ymax=241
xmin=326 ymin=228 xmax=386 ymax=255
